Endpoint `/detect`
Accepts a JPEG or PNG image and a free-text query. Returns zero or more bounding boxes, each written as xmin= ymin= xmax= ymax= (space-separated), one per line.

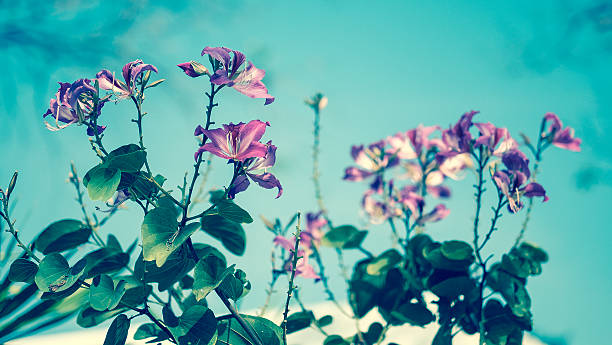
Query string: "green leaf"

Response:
xmin=142 ymin=204 xmax=199 ymax=267
xmin=169 ymin=305 xmax=217 ymax=345
xmin=87 ymin=167 xmax=122 ymax=201
xmin=144 ymin=246 xmax=195 ymax=291
xmin=286 ymin=310 xmax=313 ymax=334
xmin=429 ymin=274 xmax=475 ymax=299
xmin=388 ymin=301 xmax=435 ymax=327
xmin=366 ymin=249 xmax=402 ymax=275
xmin=8 ymin=259 xmax=38 ymax=283
xmin=77 ymin=307 xmax=126 ymax=328
xmin=440 ymin=241 xmax=473 ymax=261
xmin=323 ymin=335 xmax=350 ymax=345
xmin=192 ymin=254 xmax=234 ymax=301
xmin=89 ymin=275 xmax=127 ymax=311
xmin=35 ymin=219 xmax=91 ymax=254
xmin=34 ymin=254 xmax=86 ymax=293
xmin=317 ymin=315 xmax=333 ymax=327
xmin=216 ymin=199 xmax=254 ymax=223
xmin=363 ymin=322 xmax=384 ymax=344
xmin=82 ymin=247 xmax=129 ymax=279
xmin=163 ymin=305 xmax=180 ymax=328
xmin=217 ymin=314 xmax=283 ymax=345
xmin=133 ymin=323 xmax=170 ymax=342
xmin=321 ymin=225 xmax=367 ymax=249
xmin=106 ymin=144 xmax=147 ymax=172
xmin=423 ymin=243 xmax=473 ymax=271
xmin=103 ymin=314 xmax=130 ymax=345
xmin=218 ymin=271 xmax=249 ymax=301
xmin=201 ymin=214 xmax=246 ymax=256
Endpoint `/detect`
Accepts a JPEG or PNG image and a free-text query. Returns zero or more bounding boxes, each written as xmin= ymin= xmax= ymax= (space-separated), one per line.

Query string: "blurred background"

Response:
xmin=1 ymin=1 xmax=611 ymax=344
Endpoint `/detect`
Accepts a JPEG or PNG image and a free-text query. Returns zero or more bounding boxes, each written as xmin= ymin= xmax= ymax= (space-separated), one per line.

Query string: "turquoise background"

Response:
xmin=1 ymin=1 xmax=611 ymax=344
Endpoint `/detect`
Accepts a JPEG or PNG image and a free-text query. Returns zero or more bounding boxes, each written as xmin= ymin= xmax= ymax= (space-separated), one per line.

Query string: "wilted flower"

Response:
xmin=194 ymin=120 xmax=269 ymax=162
xmin=180 ymin=46 xmax=274 ymax=105
xmin=228 ymin=141 xmax=283 ymax=199
xmin=96 ymin=59 xmax=158 ymax=98
xmin=493 ymin=150 xmax=548 ymax=213
xmin=43 ymin=79 xmax=106 ymax=134
xmin=542 ymin=113 xmax=581 ymax=152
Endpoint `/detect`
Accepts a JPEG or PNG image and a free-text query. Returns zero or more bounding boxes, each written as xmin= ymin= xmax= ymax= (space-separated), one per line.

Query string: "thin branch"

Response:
xmin=281 ymin=213 xmax=302 ymax=345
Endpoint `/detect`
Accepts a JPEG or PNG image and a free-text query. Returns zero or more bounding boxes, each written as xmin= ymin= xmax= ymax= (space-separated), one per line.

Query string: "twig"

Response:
xmin=281 ymin=213 xmax=302 ymax=345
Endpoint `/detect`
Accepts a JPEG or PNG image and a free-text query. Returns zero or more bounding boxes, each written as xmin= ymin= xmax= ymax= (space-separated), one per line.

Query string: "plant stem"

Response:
xmin=131 ymin=95 xmax=152 ymax=175
xmin=312 ymin=107 xmax=327 ymax=215
xmin=281 ymin=213 xmax=302 ymax=345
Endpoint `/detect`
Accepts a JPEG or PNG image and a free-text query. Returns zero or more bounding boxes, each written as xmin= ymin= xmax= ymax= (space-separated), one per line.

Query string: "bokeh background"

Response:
xmin=1 ymin=1 xmax=611 ymax=344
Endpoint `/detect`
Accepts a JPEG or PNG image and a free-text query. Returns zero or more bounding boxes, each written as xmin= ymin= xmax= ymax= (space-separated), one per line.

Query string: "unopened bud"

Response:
xmin=7 ymin=172 xmax=17 ymax=199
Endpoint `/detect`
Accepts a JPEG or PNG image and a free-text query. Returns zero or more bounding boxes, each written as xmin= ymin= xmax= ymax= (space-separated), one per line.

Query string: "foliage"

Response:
xmin=0 ymin=45 xmax=581 ymax=345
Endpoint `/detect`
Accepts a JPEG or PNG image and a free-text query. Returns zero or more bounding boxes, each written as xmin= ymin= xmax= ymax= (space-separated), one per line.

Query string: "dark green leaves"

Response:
xmin=217 ymin=315 xmax=283 ymax=345
xmin=218 ymin=269 xmax=251 ymax=301
xmin=423 ymin=241 xmax=474 ymax=271
xmin=133 ymin=323 xmax=170 ymax=343
xmin=192 ymin=253 xmax=234 ymax=301
xmin=321 ymin=225 xmax=367 ymax=249
xmin=103 ymin=314 xmax=130 ymax=345
xmin=169 ymin=305 xmax=217 ymax=345
xmin=286 ymin=311 xmax=314 ymax=334
xmin=215 ymin=199 xmax=253 ymax=223
xmin=366 ymin=249 xmax=402 ymax=275
xmin=201 ymin=214 xmax=246 ymax=256
xmin=142 ymin=203 xmax=199 ymax=267
xmin=77 ymin=307 xmax=125 ymax=328
xmin=8 ymin=259 xmax=38 ymax=283
xmin=34 ymin=253 xmax=86 ymax=293
xmin=82 ymin=235 xmax=129 ymax=278
xmin=89 ymin=275 xmax=127 ymax=311
xmin=86 ymin=167 xmax=122 ymax=201
xmin=35 ymin=219 xmax=91 ymax=254
xmin=106 ymin=144 xmax=147 ymax=172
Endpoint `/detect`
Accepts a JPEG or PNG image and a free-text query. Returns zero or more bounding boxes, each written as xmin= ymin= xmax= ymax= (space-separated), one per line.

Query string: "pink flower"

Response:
xmin=273 ymin=236 xmax=320 ymax=280
xmin=542 ymin=113 xmax=581 ymax=152
xmin=96 ymin=59 xmax=158 ymax=98
xmin=344 ymin=141 xmax=398 ymax=182
xmin=194 ymin=120 xmax=269 ymax=161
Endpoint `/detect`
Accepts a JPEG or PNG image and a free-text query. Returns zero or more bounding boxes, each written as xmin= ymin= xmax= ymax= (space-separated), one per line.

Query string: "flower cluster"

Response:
xmin=345 ymin=111 xmax=582 ymax=224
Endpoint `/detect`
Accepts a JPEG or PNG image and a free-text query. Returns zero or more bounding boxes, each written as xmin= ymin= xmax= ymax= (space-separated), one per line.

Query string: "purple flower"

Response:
xmin=181 ymin=46 xmax=275 ymax=105
xmin=388 ymin=125 xmax=442 ymax=160
xmin=418 ymin=204 xmax=450 ymax=224
xmin=441 ymin=110 xmax=479 ymax=155
xmin=43 ymin=79 xmax=105 ymax=134
xmin=194 ymin=120 xmax=269 ymax=162
xmin=96 ymin=59 xmax=158 ymax=98
xmin=301 ymin=212 xmax=327 ymax=247
xmin=273 ymin=236 xmax=320 ymax=280
xmin=228 ymin=141 xmax=283 ymax=199
xmin=542 ymin=113 xmax=581 ymax=152
xmin=493 ymin=150 xmax=548 ymax=213
xmin=362 ymin=190 xmax=394 ymax=224
xmin=344 ymin=141 xmax=399 ymax=182
xmin=474 ymin=122 xmax=517 ymax=156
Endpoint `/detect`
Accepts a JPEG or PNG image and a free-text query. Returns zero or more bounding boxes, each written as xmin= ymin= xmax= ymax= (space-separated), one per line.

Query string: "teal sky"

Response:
xmin=1 ymin=1 xmax=611 ymax=344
